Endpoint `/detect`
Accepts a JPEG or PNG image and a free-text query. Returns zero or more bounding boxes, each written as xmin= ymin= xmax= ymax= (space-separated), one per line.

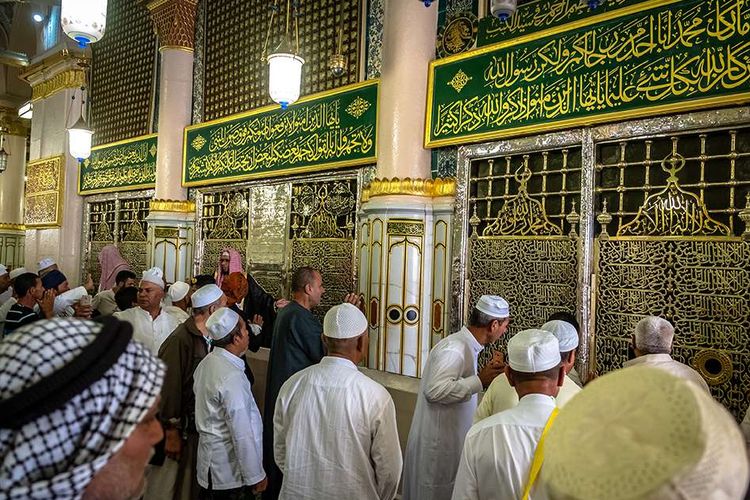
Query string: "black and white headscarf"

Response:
xmin=0 ymin=317 xmax=165 ymax=499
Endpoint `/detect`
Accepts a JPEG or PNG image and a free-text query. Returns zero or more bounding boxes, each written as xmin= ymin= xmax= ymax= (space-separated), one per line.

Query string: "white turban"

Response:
xmin=0 ymin=317 xmax=165 ymax=498
xmin=542 ymin=366 xmax=749 ymax=500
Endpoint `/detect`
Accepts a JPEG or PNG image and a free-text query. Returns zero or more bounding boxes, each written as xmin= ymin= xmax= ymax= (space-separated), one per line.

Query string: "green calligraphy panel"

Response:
xmin=183 ymin=80 xmax=378 ymax=187
xmin=427 ymin=0 xmax=750 ymax=148
xmin=477 ymin=0 xmax=638 ymax=47
xmin=78 ymin=134 xmax=157 ymax=195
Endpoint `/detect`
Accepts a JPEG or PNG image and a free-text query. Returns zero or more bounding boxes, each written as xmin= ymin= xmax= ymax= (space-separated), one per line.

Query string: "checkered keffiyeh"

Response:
xmin=0 ymin=317 xmax=165 ymax=499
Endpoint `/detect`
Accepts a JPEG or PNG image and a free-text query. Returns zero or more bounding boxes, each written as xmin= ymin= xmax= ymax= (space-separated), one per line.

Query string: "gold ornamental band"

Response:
xmin=149 ymin=199 xmax=196 ymax=213
xmin=0 ymin=223 xmax=26 ymax=231
xmin=362 ymin=177 xmax=456 ymax=202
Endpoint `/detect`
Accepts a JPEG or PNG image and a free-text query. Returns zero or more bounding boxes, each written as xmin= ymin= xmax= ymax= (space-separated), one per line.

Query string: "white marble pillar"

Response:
xmin=146 ymin=0 xmax=197 ymax=283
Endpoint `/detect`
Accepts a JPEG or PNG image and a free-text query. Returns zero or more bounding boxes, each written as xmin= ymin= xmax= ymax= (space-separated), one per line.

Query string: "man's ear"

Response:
xmin=557 ymin=366 xmax=565 ymax=387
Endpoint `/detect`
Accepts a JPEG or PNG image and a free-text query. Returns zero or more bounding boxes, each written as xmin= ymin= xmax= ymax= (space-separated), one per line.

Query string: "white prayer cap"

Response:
xmin=542 ymin=366 xmax=749 ymax=500
xmin=634 ymin=316 xmax=674 ymax=353
xmin=168 ymin=281 xmax=190 ymax=303
xmin=205 ymin=307 xmax=240 ymax=341
xmin=507 ymin=329 xmax=560 ymax=373
xmin=9 ymin=267 xmax=27 ymax=280
xmin=37 ymin=258 xmax=56 ymax=271
xmin=541 ymin=320 xmax=579 ymax=352
xmin=140 ymin=267 xmax=164 ymax=289
xmin=475 ymin=295 xmax=510 ymax=318
xmin=323 ymin=303 xmax=368 ymax=339
xmin=191 ymin=284 xmax=223 ymax=308
xmin=0 ymin=265 xmax=7 ymax=277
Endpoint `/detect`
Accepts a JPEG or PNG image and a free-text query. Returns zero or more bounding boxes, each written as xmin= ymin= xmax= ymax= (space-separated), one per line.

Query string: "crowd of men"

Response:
xmin=1 ymin=246 xmax=749 ymax=500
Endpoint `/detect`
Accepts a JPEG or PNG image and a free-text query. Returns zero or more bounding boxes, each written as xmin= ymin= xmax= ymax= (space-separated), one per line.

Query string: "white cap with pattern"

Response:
xmin=507 ymin=329 xmax=560 ymax=373
xmin=540 ymin=320 xmax=579 ymax=352
xmin=191 ymin=284 xmax=223 ymax=308
xmin=323 ymin=303 xmax=368 ymax=339
xmin=38 ymin=258 xmax=56 ymax=271
xmin=140 ymin=267 xmax=164 ymax=289
xmin=9 ymin=267 xmax=27 ymax=280
xmin=168 ymin=281 xmax=190 ymax=302
xmin=475 ymin=295 xmax=510 ymax=318
xmin=206 ymin=307 xmax=240 ymax=341
xmin=542 ymin=366 xmax=749 ymax=500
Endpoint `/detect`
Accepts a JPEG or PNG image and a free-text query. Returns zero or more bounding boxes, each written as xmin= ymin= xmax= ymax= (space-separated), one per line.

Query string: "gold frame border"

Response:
xmin=0 ymin=223 xmax=26 ymax=231
xmin=424 ymin=0 xmax=750 ymax=148
xmin=25 ymin=155 xmax=65 ymax=229
xmin=78 ymin=133 xmax=158 ymax=195
xmin=182 ymin=79 xmax=380 ymax=187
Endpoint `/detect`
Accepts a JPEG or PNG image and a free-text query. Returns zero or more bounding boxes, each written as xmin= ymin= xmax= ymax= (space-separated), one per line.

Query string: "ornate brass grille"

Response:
xmin=468 ymin=148 xmax=582 ymax=365
xmin=194 ymin=171 xmax=362 ymax=329
xmin=202 ymin=0 xmax=361 ymax=121
xmin=90 ymin=0 xmax=156 ymax=146
xmin=595 ymin=128 xmax=750 ymax=419
xmin=83 ymin=194 xmax=153 ymax=287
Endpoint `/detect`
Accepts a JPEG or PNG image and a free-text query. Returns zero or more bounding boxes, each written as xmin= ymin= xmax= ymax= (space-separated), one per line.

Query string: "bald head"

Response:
xmin=634 ymin=316 xmax=674 ymax=355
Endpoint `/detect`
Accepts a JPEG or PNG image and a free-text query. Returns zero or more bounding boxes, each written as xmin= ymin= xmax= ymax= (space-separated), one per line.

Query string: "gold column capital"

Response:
xmin=149 ymin=198 xmax=196 ymax=213
xmin=20 ymin=48 xmax=90 ymax=101
xmin=147 ymin=0 xmax=198 ymax=52
xmin=362 ymin=177 xmax=456 ymax=202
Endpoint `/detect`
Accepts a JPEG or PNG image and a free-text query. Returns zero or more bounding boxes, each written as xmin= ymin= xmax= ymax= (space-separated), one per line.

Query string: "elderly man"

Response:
xmin=167 ymin=281 xmax=191 ymax=314
xmin=474 ymin=319 xmax=582 ymax=423
xmin=115 ymin=267 xmax=188 ymax=354
xmin=624 ymin=316 xmax=710 ymax=392
xmin=93 ymin=269 xmax=137 ymax=316
xmin=274 ymin=303 xmax=402 ymax=500
xmin=542 ymin=366 xmax=749 ymax=499
xmin=4 ymin=272 xmax=54 ymax=335
xmin=403 ymin=295 xmax=509 ymax=500
xmin=0 ymin=316 xmax=165 ymax=499
xmin=155 ymin=284 xmax=226 ymax=500
xmin=194 ymin=307 xmax=267 ymax=498
xmin=453 ymin=329 xmax=565 ymax=500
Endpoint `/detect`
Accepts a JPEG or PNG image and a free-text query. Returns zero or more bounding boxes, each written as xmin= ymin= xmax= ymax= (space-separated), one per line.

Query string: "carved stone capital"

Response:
xmin=147 ymin=0 xmax=198 ymax=51
xmin=19 ymin=48 xmax=89 ymax=101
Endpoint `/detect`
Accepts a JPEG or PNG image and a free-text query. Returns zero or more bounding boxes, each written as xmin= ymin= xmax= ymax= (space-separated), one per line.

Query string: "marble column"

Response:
xmin=146 ymin=0 xmax=197 ymax=284
xmin=358 ymin=0 xmax=455 ymax=377
xmin=20 ymin=46 xmax=88 ymax=282
xmin=0 ymin=112 xmax=28 ymax=268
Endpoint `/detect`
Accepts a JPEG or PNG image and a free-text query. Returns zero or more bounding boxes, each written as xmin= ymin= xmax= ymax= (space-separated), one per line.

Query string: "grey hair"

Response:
xmin=468 ymin=307 xmax=504 ymax=328
xmin=634 ymin=316 xmax=674 ymax=354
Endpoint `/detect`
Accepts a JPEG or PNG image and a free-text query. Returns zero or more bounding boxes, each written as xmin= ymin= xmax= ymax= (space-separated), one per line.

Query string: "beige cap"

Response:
xmin=323 ymin=303 xmax=368 ymax=339
xmin=542 ymin=366 xmax=749 ymax=500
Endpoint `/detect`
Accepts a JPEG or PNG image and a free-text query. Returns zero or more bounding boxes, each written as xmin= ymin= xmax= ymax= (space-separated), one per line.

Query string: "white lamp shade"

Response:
xmin=61 ymin=0 xmax=107 ymax=46
xmin=268 ymin=52 xmax=304 ymax=109
xmin=68 ymin=122 xmax=94 ymax=161
xmin=0 ymin=149 xmax=7 ymax=174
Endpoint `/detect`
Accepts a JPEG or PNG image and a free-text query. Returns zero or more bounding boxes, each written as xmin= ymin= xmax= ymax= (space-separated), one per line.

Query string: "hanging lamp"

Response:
xmin=264 ymin=0 xmax=305 ymax=109
xmin=61 ymin=0 xmax=108 ymax=48
xmin=0 ymin=129 xmax=9 ymax=174
xmin=67 ymin=82 xmax=94 ymax=161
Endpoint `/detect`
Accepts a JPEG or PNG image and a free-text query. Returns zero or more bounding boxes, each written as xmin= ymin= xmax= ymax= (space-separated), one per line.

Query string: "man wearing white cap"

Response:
xmin=37 ymin=257 xmax=57 ymax=277
xmin=273 ymin=303 xmax=402 ymax=500
xmin=474 ymin=319 xmax=582 ymax=423
xmin=0 ymin=267 xmax=27 ymax=332
xmin=542 ymin=366 xmax=749 ymax=500
xmin=452 ymin=329 xmax=565 ymax=500
xmin=624 ymin=316 xmax=709 ymax=392
xmin=154 ymin=284 xmax=226 ymax=500
xmin=403 ymin=295 xmax=510 ymax=500
xmin=115 ymin=267 xmax=188 ymax=354
xmin=166 ymin=280 xmax=191 ymax=313
xmin=194 ymin=307 xmax=267 ymax=498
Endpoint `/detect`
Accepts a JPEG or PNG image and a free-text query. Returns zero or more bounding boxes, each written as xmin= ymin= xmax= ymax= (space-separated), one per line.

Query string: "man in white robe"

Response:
xmin=453 ymin=329 xmax=565 ymax=500
xmin=403 ymin=295 xmax=510 ymax=500
xmin=623 ymin=316 xmax=710 ymax=392
xmin=273 ymin=303 xmax=402 ymax=500
xmin=542 ymin=366 xmax=749 ymax=500
xmin=115 ymin=267 xmax=187 ymax=354
xmin=474 ymin=319 xmax=581 ymax=423
xmin=194 ymin=307 xmax=267 ymax=497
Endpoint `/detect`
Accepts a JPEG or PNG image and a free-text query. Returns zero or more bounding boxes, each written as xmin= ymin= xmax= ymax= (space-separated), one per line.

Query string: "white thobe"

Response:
xmin=403 ymin=327 xmax=484 ymax=500
xmin=0 ymin=288 xmax=12 ymax=306
xmin=114 ymin=305 xmax=187 ymax=354
xmin=623 ymin=353 xmax=710 ymax=392
xmin=194 ymin=348 xmax=265 ymax=490
xmin=474 ymin=373 xmax=581 ymax=423
xmin=92 ymin=289 xmax=118 ymax=315
xmin=274 ymin=356 xmax=402 ymax=500
xmin=452 ymin=394 xmax=556 ymax=500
